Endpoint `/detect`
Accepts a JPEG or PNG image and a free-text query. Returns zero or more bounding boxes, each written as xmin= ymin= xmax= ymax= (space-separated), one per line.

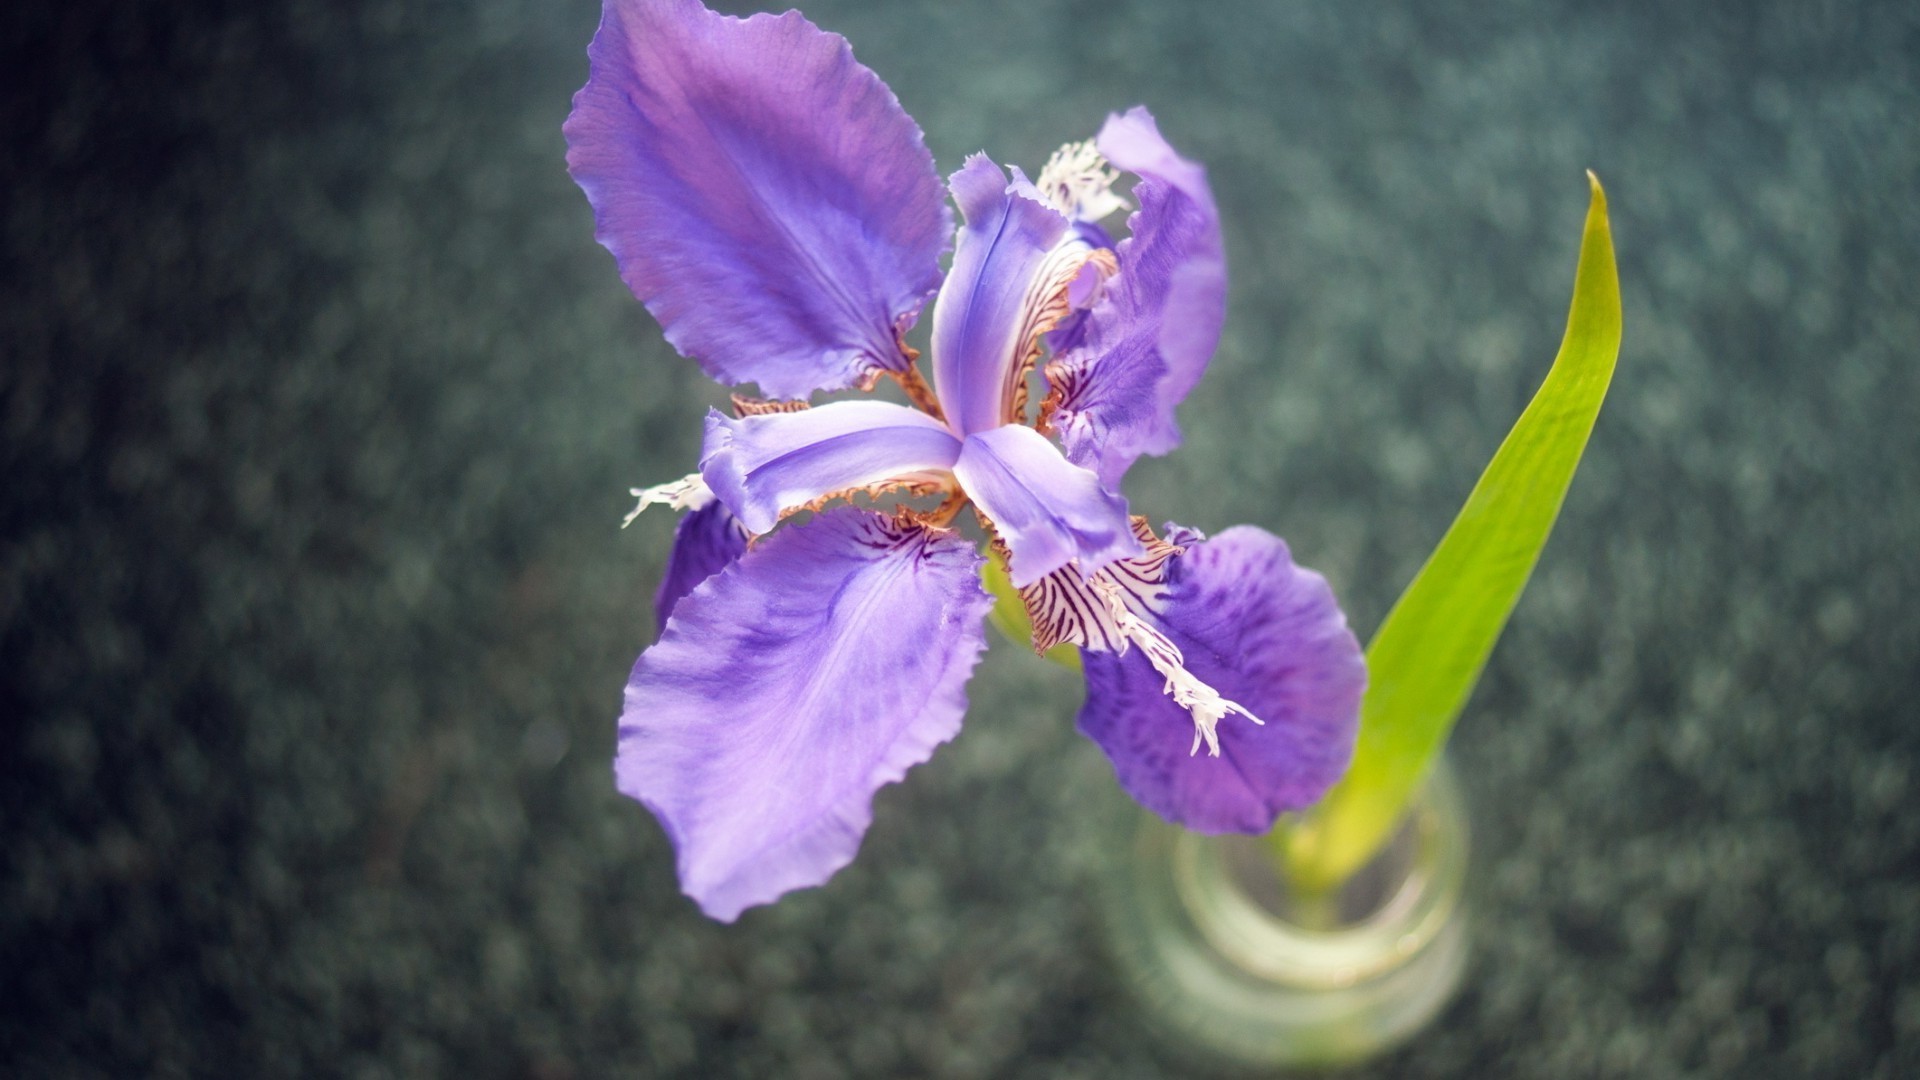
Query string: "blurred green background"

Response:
xmin=4 ymin=0 xmax=1916 ymax=1075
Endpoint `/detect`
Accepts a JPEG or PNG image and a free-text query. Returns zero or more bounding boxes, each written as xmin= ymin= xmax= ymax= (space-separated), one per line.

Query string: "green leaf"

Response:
xmin=1279 ymin=173 xmax=1622 ymax=892
xmin=981 ymin=546 xmax=1082 ymax=671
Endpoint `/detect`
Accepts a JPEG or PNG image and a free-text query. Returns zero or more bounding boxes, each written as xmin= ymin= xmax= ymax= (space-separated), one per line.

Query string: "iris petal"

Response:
xmin=953 ymin=424 xmax=1142 ymax=587
xmin=618 ymin=507 xmax=993 ymax=921
xmin=1075 ymin=525 xmax=1365 ymax=833
xmin=1045 ymin=108 xmax=1227 ymax=486
xmin=701 ymin=401 xmax=963 ymax=534
xmin=564 ymin=0 xmax=951 ymax=399
xmin=931 ymin=156 xmax=1098 ymax=435
xmin=653 ymin=501 xmax=749 ymax=631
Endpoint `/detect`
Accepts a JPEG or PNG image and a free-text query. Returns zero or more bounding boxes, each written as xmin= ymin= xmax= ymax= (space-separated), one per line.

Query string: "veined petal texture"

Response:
xmin=653 ymin=500 xmax=749 ymax=631
xmin=618 ymin=507 xmax=993 ymax=921
xmin=565 ymin=0 xmax=951 ymax=399
xmin=930 ymin=156 xmax=1083 ymax=436
xmin=1076 ymin=525 xmax=1364 ymax=833
xmin=954 ymin=423 xmax=1141 ymax=588
xmin=1046 ymin=108 xmax=1226 ymax=486
xmin=700 ymin=400 xmax=963 ymax=534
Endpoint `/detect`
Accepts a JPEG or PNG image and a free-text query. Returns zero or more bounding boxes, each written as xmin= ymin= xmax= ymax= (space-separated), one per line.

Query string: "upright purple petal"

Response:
xmin=953 ymin=423 xmax=1142 ymax=587
xmin=930 ymin=156 xmax=1091 ymax=435
xmin=619 ymin=507 xmax=993 ymax=921
xmin=653 ymin=501 xmax=748 ymax=631
xmin=1076 ymin=525 xmax=1365 ymax=833
xmin=565 ymin=0 xmax=951 ymax=399
xmin=1045 ymin=108 xmax=1226 ymax=486
xmin=700 ymin=400 xmax=963 ymax=534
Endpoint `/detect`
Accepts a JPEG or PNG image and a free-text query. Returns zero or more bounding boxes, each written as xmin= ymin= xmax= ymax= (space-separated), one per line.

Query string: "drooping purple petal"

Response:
xmin=1076 ymin=525 xmax=1365 ymax=833
xmin=701 ymin=400 xmax=963 ymax=534
xmin=564 ymin=0 xmax=951 ymax=399
xmin=953 ymin=423 xmax=1142 ymax=587
xmin=930 ymin=156 xmax=1090 ymax=435
xmin=618 ymin=507 xmax=993 ymax=922
xmin=1045 ymin=108 xmax=1226 ymax=486
xmin=653 ymin=500 xmax=748 ymax=631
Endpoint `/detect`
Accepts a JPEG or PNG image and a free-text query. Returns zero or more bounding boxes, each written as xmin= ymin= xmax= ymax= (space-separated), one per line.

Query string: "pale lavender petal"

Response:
xmin=618 ymin=507 xmax=993 ymax=921
xmin=653 ymin=501 xmax=748 ymax=631
xmin=564 ymin=0 xmax=951 ymax=399
xmin=701 ymin=400 xmax=962 ymax=534
xmin=1076 ymin=525 xmax=1365 ymax=833
xmin=930 ymin=156 xmax=1087 ymax=435
xmin=953 ymin=423 xmax=1142 ymax=587
xmin=1045 ymin=108 xmax=1226 ymax=486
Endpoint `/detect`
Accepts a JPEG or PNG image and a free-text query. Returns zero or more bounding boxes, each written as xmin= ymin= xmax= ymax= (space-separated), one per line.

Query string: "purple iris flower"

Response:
xmin=566 ymin=0 xmax=1366 ymax=921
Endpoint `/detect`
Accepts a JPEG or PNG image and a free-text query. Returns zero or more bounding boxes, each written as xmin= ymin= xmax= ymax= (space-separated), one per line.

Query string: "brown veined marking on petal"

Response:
xmin=980 ymin=526 xmax=1069 ymax=652
xmin=889 ymin=498 xmax=968 ymax=539
xmin=855 ymin=325 xmax=948 ymax=425
xmin=903 ymin=486 xmax=971 ymax=530
xmin=879 ymin=366 xmax=947 ymax=424
xmin=1035 ymin=359 xmax=1077 ymax=437
xmin=1006 ymin=247 xmax=1118 ymax=427
xmin=1018 ymin=517 xmax=1183 ymax=654
xmin=772 ymin=475 xmax=951 ymax=528
xmin=744 ymin=476 xmax=949 ymax=553
xmin=730 ymin=393 xmax=813 ymax=417
xmin=1031 ymin=248 xmax=1117 ymax=434
xmin=972 ymin=507 xmax=1002 ymax=550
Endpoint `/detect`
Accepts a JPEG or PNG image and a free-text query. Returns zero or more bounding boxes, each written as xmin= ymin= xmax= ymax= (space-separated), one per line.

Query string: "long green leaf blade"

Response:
xmin=1281 ymin=174 xmax=1622 ymax=891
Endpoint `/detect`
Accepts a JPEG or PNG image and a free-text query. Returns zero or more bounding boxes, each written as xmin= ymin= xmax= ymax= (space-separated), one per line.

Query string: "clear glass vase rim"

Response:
xmin=1170 ymin=760 xmax=1469 ymax=990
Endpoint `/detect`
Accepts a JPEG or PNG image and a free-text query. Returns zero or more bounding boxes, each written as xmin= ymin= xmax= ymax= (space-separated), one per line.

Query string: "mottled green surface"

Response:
xmin=5 ymin=0 xmax=1919 ymax=1076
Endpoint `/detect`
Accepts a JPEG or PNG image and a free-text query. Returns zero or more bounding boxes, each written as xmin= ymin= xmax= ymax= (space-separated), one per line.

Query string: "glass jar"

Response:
xmin=1100 ymin=759 xmax=1469 ymax=1071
